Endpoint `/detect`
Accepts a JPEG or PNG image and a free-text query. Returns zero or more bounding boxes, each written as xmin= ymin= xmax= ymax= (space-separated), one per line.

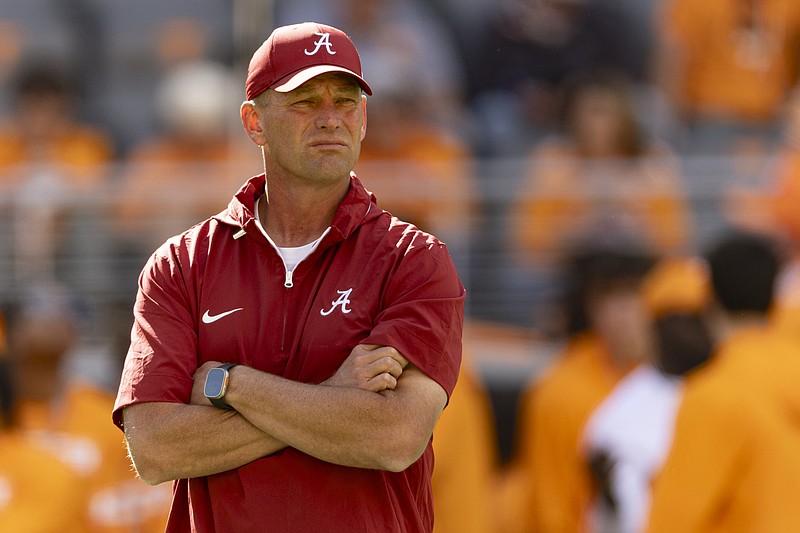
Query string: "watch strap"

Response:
xmin=209 ymin=397 xmax=234 ymax=410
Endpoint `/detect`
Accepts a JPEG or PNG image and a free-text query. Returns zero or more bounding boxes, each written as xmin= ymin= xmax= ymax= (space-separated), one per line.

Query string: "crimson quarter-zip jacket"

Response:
xmin=113 ymin=173 xmax=465 ymax=533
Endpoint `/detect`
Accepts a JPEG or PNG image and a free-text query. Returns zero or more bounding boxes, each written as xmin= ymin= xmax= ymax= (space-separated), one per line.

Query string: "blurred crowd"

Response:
xmin=2 ymin=0 xmax=800 ymax=531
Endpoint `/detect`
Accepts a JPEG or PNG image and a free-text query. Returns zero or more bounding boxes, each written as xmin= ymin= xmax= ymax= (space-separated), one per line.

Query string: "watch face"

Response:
xmin=204 ymin=367 xmax=228 ymax=399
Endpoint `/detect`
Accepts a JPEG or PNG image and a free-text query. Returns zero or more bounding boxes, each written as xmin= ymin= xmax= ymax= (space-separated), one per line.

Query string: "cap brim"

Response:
xmin=272 ymin=65 xmax=372 ymax=95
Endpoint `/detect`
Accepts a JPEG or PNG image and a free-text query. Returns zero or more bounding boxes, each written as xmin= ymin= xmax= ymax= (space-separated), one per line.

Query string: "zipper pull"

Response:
xmin=284 ymin=270 xmax=294 ymax=288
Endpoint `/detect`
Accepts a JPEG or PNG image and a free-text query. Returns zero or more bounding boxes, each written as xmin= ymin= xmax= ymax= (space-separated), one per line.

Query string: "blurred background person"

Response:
xmin=655 ymin=0 xmax=800 ymax=155
xmin=697 ymin=230 xmax=800 ymax=430
xmin=468 ymin=0 xmax=649 ymax=157
xmin=353 ymin=57 xmax=478 ymax=277
xmin=581 ymin=310 xmax=713 ymax=533
xmin=501 ymin=244 xmax=656 ymax=533
xmin=89 ymin=4 xmax=238 ymax=155
xmin=113 ymin=59 xmax=259 ymax=259
xmin=8 ymin=283 xmax=171 ymax=532
xmin=431 ymin=351 xmax=499 ymax=533
xmin=578 ymin=254 xmax=712 ymax=533
xmin=0 ymin=58 xmax=115 ymax=284
xmin=646 ymin=229 xmax=800 ymax=532
xmin=0 ymin=313 xmax=88 ymax=532
xmin=509 ymin=69 xmax=691 ymax=334
xmin=0 ymin=58 xmax=113 ymax=185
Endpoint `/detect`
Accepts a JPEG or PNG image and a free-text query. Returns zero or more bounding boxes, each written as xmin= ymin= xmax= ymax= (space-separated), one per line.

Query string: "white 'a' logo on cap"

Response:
xmin=305 ymin=33 xmax=337 ymax=56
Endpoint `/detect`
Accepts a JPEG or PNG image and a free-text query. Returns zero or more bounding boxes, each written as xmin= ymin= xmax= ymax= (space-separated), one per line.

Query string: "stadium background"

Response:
xmin=0 ymin=0 xmax=794 ymax=513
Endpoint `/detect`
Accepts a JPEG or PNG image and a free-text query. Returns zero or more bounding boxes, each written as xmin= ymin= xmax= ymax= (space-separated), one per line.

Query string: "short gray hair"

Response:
xmin=252 ymin=90 xmax=272 ymax=108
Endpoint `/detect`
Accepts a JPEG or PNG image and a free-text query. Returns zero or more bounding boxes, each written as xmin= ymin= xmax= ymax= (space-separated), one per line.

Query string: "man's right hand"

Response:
xmin=323 ymin=344 xmax=409 ymax=392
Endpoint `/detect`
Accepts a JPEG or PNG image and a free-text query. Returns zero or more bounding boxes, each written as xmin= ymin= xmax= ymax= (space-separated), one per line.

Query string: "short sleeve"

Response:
xmin=363 ymin=234 xmax=465 ymax=398
xmin=112 ymin=238 xmax=202 ymax=429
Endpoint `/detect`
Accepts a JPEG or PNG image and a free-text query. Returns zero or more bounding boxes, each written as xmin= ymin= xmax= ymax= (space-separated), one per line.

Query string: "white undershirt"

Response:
xmin=277 ymin=239 xmax=323 ymax=272
xmin=581 ymin=364 xmax=683 ymax=533
xmin=254 ymin=195 xmax=326 ymax=271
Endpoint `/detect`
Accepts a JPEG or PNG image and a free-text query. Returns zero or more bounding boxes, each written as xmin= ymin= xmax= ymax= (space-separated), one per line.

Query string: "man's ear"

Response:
xmin=241 ymin=100 xmax=267 ymax=146
xmin=360 ymin=95 xmax=367 ymax=141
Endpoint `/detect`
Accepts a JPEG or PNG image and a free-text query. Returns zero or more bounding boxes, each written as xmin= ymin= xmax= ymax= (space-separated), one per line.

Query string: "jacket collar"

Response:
xmin=217 ymin=172 xmax=381 ymax=246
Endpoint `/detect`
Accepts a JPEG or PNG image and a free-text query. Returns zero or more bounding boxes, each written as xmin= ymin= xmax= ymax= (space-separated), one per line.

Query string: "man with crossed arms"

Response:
xmin=113 ymin=22 xmax=465 ymax=532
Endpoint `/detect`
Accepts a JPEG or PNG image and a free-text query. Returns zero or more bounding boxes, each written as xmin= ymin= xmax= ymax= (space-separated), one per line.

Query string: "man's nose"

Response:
xmin=315 ymin=100 xmax=341 ymax=130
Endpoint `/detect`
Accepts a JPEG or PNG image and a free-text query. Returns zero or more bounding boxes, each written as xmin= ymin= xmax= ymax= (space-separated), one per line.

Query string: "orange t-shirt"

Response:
xmin=0 ymin=431 xmax=88 ymax=533
xmin=647 ymin=351 xmax=800 ymax=533
xmin=511 ymin=141 xmax=690 ymax=266
xmin=18 ymin=384 xmax=172 ymax=532
xmin=0 ymin=124 xmax=112 ymax=188
xmin=432 ymin=360 xmax=498 ymax=533
xmin=708 ymin=325 xmax=800 ymax=429
xmin=660 ymin=0 xmax=800 ymax=121
xmin=513 ymin=333 xmax=629 ymax=533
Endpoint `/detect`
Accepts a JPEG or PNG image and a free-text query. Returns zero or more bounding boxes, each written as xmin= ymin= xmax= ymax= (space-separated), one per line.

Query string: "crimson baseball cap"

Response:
xmin=245 ymin=22 xmax=372 ymax=100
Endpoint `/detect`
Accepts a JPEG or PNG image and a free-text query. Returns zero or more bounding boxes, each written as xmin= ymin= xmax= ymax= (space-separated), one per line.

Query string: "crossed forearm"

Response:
xmin=125 ymin=374 xmax=419 ymax=484
xmin=124 ymin=345 xmax=444 ymax=483
xmin=123 ymin=402 xmax=286 ymax=485
xmin=224 ymin=365 xmax=437 ymax=472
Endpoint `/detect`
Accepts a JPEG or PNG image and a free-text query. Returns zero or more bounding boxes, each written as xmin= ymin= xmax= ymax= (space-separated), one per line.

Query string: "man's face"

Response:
xmin=259 ymin=73 xmax=367 ymax=186
xmin=588 ymin=284 xmax=654 ymax=366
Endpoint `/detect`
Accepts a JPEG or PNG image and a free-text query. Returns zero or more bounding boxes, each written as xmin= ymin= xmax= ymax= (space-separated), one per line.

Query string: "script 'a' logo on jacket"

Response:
xmin=320 ymin=288 xmax=353 ymax=316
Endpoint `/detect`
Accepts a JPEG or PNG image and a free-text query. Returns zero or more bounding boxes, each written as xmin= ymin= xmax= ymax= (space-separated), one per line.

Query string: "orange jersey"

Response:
xmin=511 ymin=141 xmax=690 ymax=265
xmin=432 ymin=361 xmax=498 ymax=533
xmin=18 ymin=384 xmax=171 ymax=532
xmin=0 ymin=431 xmax=87 ymax=533
xmin=0 ymin=124 xmax=112 ymax=188
xmin=646 ymin=360 xmax=800 ymax=533
xmin=706 ymin=325 xmax=800 ymax=429
xmin=514 ymin=333 xmax=629 ymax=533
xmin=660 ymin=0 xmax=800 ymax=121
xmin=114 ymin=136 xmax=259 ymax=249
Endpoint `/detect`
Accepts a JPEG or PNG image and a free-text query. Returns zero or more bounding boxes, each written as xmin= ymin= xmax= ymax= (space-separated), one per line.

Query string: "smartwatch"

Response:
xmin=204 ymin=363 xmax=239 ymax=410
